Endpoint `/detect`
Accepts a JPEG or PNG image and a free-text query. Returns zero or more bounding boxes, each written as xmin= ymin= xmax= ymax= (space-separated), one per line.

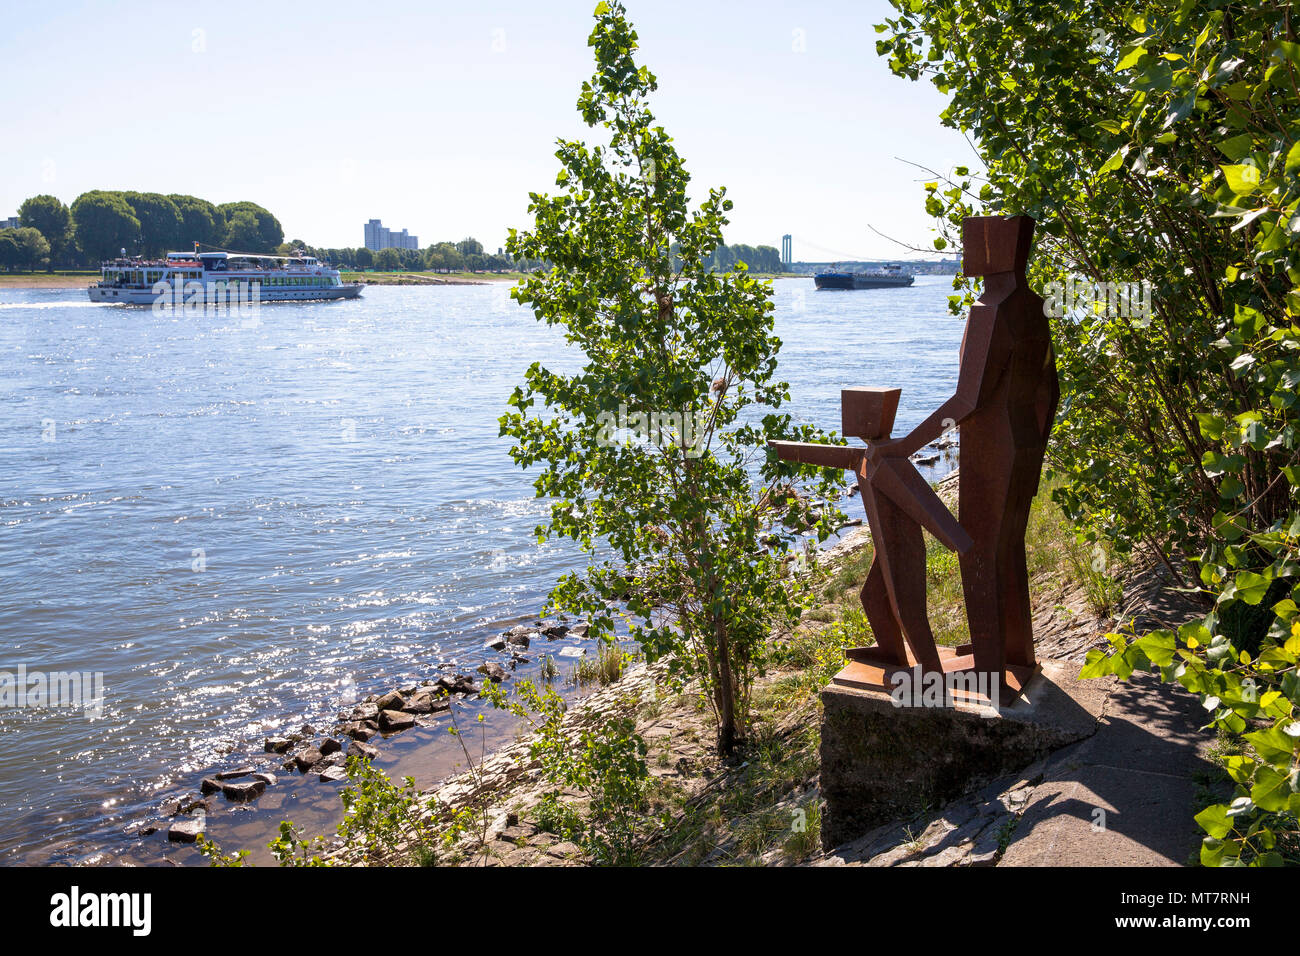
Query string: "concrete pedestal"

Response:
xmin=819 ymin=659 xmax=1107 ymax=850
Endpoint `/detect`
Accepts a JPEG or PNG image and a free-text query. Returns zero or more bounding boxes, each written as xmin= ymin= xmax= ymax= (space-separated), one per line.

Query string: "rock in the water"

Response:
xmin=215 ymin=766 xmax=253 ymax=781
xmin=504 ymin=625 xmax=533 ymax=648
xmin=220 ymin=779 xmax=267 ymax=803
xmin=264 ymin=737 xmax=293 ymax=754
xmin=437 ymin=674 xmax=476 ymax=694
xmin=348 ymin=739 xmax=380 ymax=762
xmin=319 ymin=766 xmax=348 ymax=783
xmin=352 ymin=702 xmax=379 ymax=721
xmin=178 ymin=795 xmax=208 ymax=815
xmin=294 ymin=747 xmax=324 ymax=773
xmin=168 ymin=816 xmax=205 ymax=843
xmin=484 ymin=635 xmax=508 ymax=652
xmin=252 ymin=772 xmax=277 ymax=787
xmin=339 ymin=721 xmax=374 ymax=741
xmin=319 ymin=737 xmax=343 ymax=756
xmin=477 ymin=662 xmax=508 ymax=683
xmin=568 ymin=622 xmax=590 ymax=639
xmin=378 ymin=709 xmax=416 ymax=732
xmin=540 ymin=623 xmax=569 ymax=639
xmin=402 ymin=693 xmax=434 ymax=714
xmin=199 ymin=777 xmax=223 ymax=796
xmin=375 ymin=690 xmax=405 ymax=712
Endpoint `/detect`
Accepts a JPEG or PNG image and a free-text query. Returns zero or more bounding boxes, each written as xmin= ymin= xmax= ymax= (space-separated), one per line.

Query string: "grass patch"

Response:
xmin=640 ymin=717 xmax=822 ymax=866
xmin=1024 ymin=481 xmax=1126 ymax=616
xmin=568 ymin=641 xmax=635 ymax=687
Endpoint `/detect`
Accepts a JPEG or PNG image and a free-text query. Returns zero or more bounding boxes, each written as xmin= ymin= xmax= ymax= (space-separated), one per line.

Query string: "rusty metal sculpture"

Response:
xmin=772 ymin=215 xmax=1058 ymax=706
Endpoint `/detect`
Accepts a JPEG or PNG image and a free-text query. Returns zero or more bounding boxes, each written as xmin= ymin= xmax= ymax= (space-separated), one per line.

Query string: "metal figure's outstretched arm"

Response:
xmin=768 ymin=442 xmax=864 ymax=472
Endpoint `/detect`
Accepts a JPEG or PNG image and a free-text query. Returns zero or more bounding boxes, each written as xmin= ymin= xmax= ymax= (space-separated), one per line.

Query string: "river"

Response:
xmin=0 ymin=276 xmax=962 ymax=863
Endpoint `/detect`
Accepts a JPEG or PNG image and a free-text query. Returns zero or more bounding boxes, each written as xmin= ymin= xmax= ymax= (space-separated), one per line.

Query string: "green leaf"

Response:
xmin=1200 ymin=836 xmax=1227 ymax=866
xmin=1194 ymin=803 xmax=1233 ymax=839
xmin=1195 ymin=413 xmax=1226 ymax=441
xmin=1245 ymin=726 xmax=1300 ymax=767
xmin=1218 ymin=474 xmax=1244 ymax=499
xmin=1116 ymin=45 xmax=1147 ymax=70
xmin=1286 ymin=141 xmax=1300 ymax=175
xmin=1217 ymin=134 xmax=1254 ymax=161
xmin=1221 ymin=164 xmax=1261 ymax=195
xmin=1251 ymin=766 xmax=1294 ymax=812
xmin=1080 ymin=647 xmax=1114 ymax=679
xmin=1233 ymin=570 xmax=1272 ymax=605
xmin=1098 ymin=147 xmax=1128 ymax=175
xmin=1136 ymin=629 xmax=1176 ymax=666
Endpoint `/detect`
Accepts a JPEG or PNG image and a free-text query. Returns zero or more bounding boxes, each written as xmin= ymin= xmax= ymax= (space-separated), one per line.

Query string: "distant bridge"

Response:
xmin=780 ymin=234 xmax=959 ymax=272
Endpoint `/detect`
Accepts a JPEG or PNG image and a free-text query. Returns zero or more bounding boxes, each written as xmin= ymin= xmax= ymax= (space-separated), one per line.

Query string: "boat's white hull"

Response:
xmin=88 ymin=283 xmax=363 ymax=305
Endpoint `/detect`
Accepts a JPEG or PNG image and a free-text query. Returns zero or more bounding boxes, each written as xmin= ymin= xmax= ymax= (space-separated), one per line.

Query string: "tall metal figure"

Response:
xmin=887 ymin=216 xmax=1058 ymax=689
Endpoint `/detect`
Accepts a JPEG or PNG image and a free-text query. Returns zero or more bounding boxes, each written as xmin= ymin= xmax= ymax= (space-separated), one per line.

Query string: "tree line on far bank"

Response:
xmin=287 ymin=238 xmax=787 ymax=275
xmin=2 ymin=192 xmax=285 ymax=270
xmin=2 ymin=190 xmax=787 ymax=276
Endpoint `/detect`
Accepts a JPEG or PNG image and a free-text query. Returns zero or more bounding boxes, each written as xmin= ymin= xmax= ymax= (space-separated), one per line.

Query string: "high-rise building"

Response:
xmin=364 ymin=219 xmax=419 ymax=251
xmin=1 ymin=216 xmax=19 ymax=230
xmin=781 ymin=234 xmax=792 ymax=267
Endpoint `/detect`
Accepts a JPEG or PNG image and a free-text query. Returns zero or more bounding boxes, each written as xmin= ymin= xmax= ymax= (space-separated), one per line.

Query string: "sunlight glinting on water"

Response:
xmin=0 ymin=277 xmax=962 ymax=861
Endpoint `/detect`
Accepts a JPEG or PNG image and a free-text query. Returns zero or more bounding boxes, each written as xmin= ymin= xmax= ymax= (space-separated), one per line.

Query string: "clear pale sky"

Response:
xmin=0 ymin=1 xmax=976 ymax=260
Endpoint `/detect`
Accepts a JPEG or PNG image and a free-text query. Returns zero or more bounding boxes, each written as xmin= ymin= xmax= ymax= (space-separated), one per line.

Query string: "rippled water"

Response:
xmin=0 ymin=277 xmax=961 ymax=863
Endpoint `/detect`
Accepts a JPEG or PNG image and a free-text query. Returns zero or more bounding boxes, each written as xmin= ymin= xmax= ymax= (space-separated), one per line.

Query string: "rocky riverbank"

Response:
xmin=301 ymin=474 xmax=1213 ymax=868
xmin=129 ymin=620 xmax=594 ymax=850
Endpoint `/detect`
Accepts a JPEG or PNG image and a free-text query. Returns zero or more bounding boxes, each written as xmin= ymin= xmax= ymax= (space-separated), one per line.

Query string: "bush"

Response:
xmin=877 ymin=0 xmax=1300 ymax=865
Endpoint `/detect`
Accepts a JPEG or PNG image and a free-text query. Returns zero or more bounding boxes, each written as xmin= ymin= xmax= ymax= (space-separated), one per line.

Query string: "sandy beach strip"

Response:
xmin=0 ymin=274 xmax=96 ymax=289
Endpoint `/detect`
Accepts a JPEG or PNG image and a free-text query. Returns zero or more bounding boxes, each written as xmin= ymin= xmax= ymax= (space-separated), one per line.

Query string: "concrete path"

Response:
xmin=998 ymin=669 xmax=1214 ymax=866
xmin=817 ymin=663 xmax=1216 ymax=867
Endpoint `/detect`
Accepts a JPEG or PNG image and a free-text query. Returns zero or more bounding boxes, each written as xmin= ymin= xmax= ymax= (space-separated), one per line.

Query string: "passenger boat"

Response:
xmin=88 ymin=248 xmax=363 ymax=305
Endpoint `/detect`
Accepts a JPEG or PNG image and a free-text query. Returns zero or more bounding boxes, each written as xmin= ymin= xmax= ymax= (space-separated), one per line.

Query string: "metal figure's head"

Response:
xmin=962 ymin=215 xmax=1034 ymax=277
xmin=842 ymin=386 xmax=901 ymax=441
